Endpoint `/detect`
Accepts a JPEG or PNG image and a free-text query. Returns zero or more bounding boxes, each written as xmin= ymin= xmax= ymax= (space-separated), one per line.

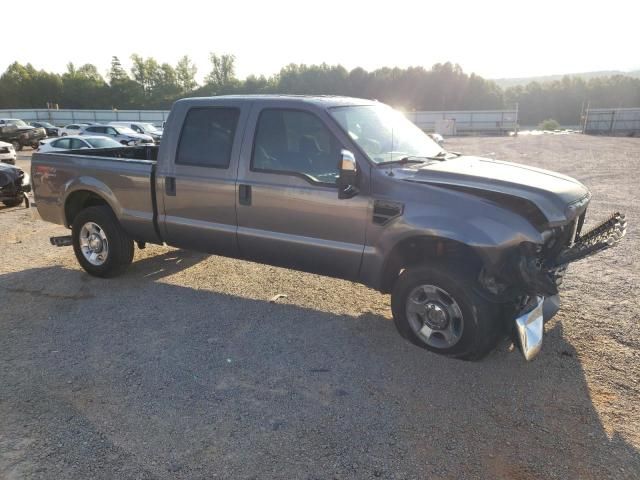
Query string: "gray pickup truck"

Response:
xmin=32 ymin=95 xmax=627 ymax=361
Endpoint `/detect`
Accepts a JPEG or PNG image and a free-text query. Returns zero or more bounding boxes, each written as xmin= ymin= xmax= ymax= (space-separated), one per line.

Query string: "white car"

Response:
xmin=36 ymin=135 xmax=123 ymax=153
xmin=0 ymin=140 xmax=17 ymax=165
xmin=59 ymin=123 xmax=92 ymax=136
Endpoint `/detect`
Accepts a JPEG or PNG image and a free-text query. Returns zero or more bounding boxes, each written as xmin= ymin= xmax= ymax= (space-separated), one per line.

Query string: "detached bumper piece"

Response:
xmin=515 ymin=295 xmax=561 ymax=361
xmin=551 ymin=212 xmax=627 ymax=267
xmin=515 ymin=296 xmax=544 ymax=361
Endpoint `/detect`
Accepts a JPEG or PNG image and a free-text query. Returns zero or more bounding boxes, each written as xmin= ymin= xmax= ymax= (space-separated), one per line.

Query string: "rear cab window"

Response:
xmin=176 ymin=108 xmax=240 ymax=168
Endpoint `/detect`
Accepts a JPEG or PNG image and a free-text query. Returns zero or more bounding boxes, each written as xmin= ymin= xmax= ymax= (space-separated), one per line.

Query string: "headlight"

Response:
xmin=565 ymin=192 xmax=591 ymax=219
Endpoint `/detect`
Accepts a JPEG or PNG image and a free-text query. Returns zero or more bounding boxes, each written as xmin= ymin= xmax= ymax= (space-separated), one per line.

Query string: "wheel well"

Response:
xmin=380 ymin=236 xmax=483 ymax=293
xmin=64 ymin=190 xmax=111 ymax=227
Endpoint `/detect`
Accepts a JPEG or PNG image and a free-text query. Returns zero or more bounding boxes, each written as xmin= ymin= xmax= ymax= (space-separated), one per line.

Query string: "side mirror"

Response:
xmin=338 ymin=149 xmax=359 ymax=199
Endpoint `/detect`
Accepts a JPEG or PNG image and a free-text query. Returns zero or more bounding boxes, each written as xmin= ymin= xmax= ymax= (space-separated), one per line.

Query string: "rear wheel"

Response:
xmin=391 ymin=264 xmax=504 ymax=360
xmin=72 ymin=206 xmax=134 ymax=277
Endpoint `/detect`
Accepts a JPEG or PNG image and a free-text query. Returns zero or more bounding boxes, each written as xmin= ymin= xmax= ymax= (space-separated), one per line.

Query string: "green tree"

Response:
xmin=61 ymin=63 xmax=110 ymax=108
xmin=175 ymin=55 xmax=198 ymax=93
xmin=205 ymin=53 xmax=237 ymax=89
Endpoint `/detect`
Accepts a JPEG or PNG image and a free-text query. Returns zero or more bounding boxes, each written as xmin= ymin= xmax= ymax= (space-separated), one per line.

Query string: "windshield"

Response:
xmin=115 ymin=127 xmax=136 ymax=134
xmin=139 ymin=123 xmax=159 ymax=133
xmin=37 ymin=122 xmax=54 ymax=128
xmin=85 ymin=137 xmax=122 ymax=148
xmin=6 ymin=119 xmax=28 ymax=127
xmin=329 ymin=105 xmax=444 ymax=164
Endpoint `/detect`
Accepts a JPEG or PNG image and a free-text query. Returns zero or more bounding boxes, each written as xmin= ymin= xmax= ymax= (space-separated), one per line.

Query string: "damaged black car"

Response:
xmin=0 ymin=163 xmax=31 ymax=208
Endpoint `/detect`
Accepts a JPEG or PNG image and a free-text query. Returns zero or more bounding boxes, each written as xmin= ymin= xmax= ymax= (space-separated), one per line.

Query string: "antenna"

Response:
xmin=387 ymin=127 xmax=394 ymax=176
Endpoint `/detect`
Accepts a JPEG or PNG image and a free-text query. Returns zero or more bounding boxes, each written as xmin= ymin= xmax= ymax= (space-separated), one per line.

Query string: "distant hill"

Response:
xmin=492 ymin=70 xmax=640 ymax=88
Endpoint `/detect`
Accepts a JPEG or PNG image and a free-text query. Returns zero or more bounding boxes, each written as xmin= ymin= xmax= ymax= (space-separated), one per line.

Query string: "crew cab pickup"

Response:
xmin=31 ymin=96 xmax=627 ymax=361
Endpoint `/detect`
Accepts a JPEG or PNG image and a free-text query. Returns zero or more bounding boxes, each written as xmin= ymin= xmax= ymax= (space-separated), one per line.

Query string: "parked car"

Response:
xmin=0 ymin=162 xmax=30 ymax=207
xmin=30 ymin=121 xmax=60 ymax=137
xmin=0 ymin=140 xmax=17 ymax=165
xmin=60 ymin=123 xmax=92 ymax=136
xmin=0 ymin=118 xmax=47 ymax=150
xmin=109 ymin=121 xmax=163 ymax=143
xmin=81 ymin=124 xmax=154 ymax=145
xmin=36 ymin=135 xmax=123 ymax=153
xmin=32 ymin=95 xmax=627 ymax=362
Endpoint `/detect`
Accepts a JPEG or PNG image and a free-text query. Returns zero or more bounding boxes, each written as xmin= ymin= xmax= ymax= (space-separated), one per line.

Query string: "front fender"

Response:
xmin=359 ymin=202 xmax=546 ymax=291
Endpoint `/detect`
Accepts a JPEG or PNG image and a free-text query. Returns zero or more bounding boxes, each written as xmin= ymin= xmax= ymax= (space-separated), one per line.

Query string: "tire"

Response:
xmin=391 ymin=264 xmax=504 ymax=360
xmin=61 ymin=133 xmax=67 ymax=136
xmin=11 ymin=140 xmax=22 ymax=152
xmin=2 ymin=198 xmax=23 ymax=208
xmin=72 ymin=206 xmax=134 ymax=277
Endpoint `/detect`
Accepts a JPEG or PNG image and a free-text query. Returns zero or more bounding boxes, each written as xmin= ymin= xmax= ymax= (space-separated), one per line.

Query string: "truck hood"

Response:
xmin=399 ymin=155 xmax=590 ymax=225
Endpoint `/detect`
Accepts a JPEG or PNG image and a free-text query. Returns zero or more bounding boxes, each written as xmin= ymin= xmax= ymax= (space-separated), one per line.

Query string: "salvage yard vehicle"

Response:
xmin=81 ymin=124 xmax=154 ymax=145
xmin=0 ymin=162 xmax=30 ymax=207
xmin=0 ymin=140 xmax=17 ymax=165
xmin=30 ymin=121 xmax=60 ymax=137
xmin=36 ymin=135 xmax=123 ymax=153
xmin=109 ymin=121 xmax=163 ymax=143
xmin=0 ymin=119 xmax=47 ymax=151
xmin=59 ymin=123 xmax=91 ymax=136
xmin=31 ymin=96 xmax=627 ymax=361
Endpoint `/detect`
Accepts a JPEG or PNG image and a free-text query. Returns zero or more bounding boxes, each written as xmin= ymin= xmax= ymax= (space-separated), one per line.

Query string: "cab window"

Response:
xmin=251 ymin=109 xmax=340 ymax=185
xmin=176 ymin=108 xmax=239 ymax=168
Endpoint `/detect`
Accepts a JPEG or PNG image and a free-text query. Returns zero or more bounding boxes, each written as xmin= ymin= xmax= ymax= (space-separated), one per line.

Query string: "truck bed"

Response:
xmin=32 ymin=145 xmax=160 ymax=243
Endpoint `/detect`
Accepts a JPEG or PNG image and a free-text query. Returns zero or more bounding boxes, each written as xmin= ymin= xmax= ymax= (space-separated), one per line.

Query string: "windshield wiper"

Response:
xmin=376 ymin=156 xmax=431 ymax=167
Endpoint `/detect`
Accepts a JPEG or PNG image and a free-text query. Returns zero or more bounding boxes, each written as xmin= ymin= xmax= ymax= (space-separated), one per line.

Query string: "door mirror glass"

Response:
xmin=338 ymin=149 xmax=359 ymax=199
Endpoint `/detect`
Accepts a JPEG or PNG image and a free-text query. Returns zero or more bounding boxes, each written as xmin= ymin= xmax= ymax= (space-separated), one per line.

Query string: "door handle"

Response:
xmin=165 ymin=176 xmax=176 ymax=196
xmin=239 ymin=184 xmax=251 ymax=206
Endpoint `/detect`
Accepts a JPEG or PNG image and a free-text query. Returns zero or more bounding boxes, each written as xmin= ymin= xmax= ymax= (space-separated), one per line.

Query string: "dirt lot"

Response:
xmin=1 ymin=135 xmax=638 ymax=479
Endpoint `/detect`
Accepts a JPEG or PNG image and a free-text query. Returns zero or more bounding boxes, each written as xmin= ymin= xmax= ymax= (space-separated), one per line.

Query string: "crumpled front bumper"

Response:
xmin=515 ymin=295 xmax=561 ymax=360
xmin=514 ymin=212 xmax=627 ymax=360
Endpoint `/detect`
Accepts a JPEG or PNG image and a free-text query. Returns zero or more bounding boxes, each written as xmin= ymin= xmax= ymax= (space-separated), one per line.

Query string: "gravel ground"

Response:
xmin=1 ymin=135 xmax=638 ymax=479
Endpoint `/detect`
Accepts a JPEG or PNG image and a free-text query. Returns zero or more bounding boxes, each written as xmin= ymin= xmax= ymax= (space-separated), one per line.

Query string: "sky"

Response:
xmin=4 ymin=0 xmax=639 ymax=82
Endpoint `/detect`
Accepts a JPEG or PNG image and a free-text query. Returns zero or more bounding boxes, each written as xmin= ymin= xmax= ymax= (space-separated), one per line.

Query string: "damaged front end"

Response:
xmin=0 ymin=165 xmax=31 ymax=208
xmin=482 ymin=210 xmax=628 ymax=360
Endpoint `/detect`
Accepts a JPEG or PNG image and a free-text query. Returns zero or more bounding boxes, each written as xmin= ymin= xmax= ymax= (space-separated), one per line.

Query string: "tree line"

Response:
xmin=1 ymin=54 xmax=639 ymax=126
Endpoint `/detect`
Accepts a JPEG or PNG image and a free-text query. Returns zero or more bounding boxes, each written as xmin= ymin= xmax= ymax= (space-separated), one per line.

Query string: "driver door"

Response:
xmin=236 ymin=104 xmax=369 ymax=280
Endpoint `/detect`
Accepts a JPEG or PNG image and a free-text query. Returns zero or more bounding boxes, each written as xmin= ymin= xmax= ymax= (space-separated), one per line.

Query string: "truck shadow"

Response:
xmin=0 ymin=256 xmax=638 ymax=479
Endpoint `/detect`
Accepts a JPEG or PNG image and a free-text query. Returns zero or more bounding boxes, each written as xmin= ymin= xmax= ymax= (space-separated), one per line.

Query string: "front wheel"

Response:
xmin=391 ymin=264 xmax=504 ymax=360
xmin=72 ymin=206 xmax=134 ymax=277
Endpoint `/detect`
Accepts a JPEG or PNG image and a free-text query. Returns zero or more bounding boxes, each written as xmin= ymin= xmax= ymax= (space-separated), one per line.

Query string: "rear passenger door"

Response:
xmin=158 ymin=102 xmax=248 ymax=256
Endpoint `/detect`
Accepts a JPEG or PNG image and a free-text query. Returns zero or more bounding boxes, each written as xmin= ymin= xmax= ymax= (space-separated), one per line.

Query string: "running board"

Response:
xmin=50 ymin=235 xmax=73 ymax=247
